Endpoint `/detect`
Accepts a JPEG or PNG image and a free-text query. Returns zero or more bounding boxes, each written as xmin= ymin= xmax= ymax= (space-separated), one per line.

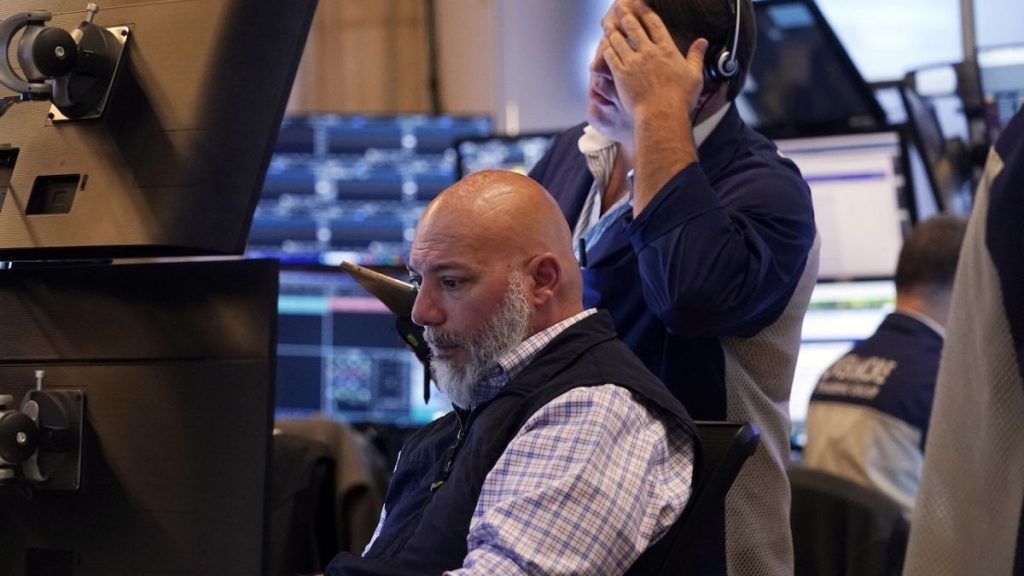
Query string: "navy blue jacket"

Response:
xmin=811 ymin=312 xmax=943 ymax=448
xmin=324 ymin=312 xmax=700 ymax=576
xmin=529 ymin=107 xmax=816 ymax=420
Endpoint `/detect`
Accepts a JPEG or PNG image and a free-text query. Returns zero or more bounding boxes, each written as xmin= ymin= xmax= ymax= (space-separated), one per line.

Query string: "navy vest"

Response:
xmin=325 ymin=311 xmax=701 ymax=575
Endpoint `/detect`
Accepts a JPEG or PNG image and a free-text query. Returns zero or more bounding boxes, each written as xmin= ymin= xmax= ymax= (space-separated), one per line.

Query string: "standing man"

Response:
xmin=803 ymin=215 xmax=967 ymax=516
xmin=529 ymin=1 xmax=819 ymax=575
xmin=904 ymin=109 xmax=1024 ymax=575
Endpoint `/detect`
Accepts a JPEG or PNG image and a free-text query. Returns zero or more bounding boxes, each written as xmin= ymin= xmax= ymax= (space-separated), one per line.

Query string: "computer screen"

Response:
xmin=275 ymin=267 xmax=451 ymax=426
xmin=791 ymin=279 xmax=896 ymax=446
xmin=0 ymin=259 xmax=278 ymax=576
xmin=246 ymin=115 xmax=492 ymax=267
xmin=0 ymin=0 xmax=316 ymax=260
xmin=979 ymin=44 xmax=1024 ymax=133
xmin=455 ymin=133 xmax=558 ymax=179
xmin=736 ymin=0 xmax=886 ymax=138
xmin=775 ymin=131 xmax=912 ymax=280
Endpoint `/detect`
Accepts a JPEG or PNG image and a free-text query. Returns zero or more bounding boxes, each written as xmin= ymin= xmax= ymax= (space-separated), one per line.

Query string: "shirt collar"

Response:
xmin=470 ymin=309 xmax=599 ymax=406
xmin=896 ymin=308 xmax=946 ymax=340
xmin=692 ymin=102 xmax=731 ymax=148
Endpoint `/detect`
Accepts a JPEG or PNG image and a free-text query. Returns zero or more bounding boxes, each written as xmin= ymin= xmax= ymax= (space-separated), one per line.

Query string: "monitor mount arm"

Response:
xmin=0 ymin=372 xmax=84 ymax=491
xmin=0 ymin=3 xmax=128 ymax=120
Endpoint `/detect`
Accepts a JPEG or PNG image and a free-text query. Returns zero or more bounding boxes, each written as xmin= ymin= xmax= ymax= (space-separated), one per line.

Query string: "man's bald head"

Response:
xmin=411 ymin=170 xmax=583 ymax=334
xmin=421 ymin=171 xmax=574 ymax=258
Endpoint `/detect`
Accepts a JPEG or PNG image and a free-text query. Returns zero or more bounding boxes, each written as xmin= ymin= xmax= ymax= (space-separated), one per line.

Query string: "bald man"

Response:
xmin=324 ymin=171 xmax=698 ymax=576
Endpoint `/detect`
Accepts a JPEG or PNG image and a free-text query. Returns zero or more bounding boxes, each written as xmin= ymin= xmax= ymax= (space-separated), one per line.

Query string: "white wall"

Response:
xmin=818 ymin=0 xmax=1024 ymax=82
xmin=438 ymin=0 xmax=608 ymax=133
xmin=436 ymin=0 xmax=496 ymax=116
xmin=491 ymin=0 xmax=607 ymax=133
xmin=816 ymin=0 xmax=964 ymax=81
xmin=975 ymin=0 xmax=1024 ymax=48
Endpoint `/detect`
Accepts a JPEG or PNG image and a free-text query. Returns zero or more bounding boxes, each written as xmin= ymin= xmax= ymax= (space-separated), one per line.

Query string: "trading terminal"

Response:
xmin=0 ymin=0 xmax=1021 ymax=575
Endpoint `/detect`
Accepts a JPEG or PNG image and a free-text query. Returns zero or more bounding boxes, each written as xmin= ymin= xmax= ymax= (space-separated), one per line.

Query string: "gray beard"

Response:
xmin=425 ymin=271 xmax=531 ymax=409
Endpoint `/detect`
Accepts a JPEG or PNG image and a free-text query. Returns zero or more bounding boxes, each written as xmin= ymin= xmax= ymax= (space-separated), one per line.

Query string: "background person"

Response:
xmin=903 ymin=109 xmax=1024 ymax=576
xmin=802 ymin=215 xmax=968 ymax=516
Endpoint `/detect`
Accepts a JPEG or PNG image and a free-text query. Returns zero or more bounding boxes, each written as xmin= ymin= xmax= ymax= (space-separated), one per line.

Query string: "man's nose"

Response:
xmin=411 ymin=286 xmax=443 ymax=328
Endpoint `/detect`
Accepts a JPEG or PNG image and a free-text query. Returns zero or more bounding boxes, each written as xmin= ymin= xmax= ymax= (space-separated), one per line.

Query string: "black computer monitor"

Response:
xmin=0 ymin=0 xmax=317 ymax=260
xmin=737 ymin=0 xmax=886 ymax=138
xmin=0 ymin=259 xmax=278 ymax=576
xmin=275 ymin=266 xmax=451 ymax=426
xmin=247 ymin=115 xmax=492 ymax=267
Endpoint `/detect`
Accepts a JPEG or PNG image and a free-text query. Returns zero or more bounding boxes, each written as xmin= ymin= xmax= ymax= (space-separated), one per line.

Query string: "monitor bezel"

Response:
xmin=744 ymin=0 xmax=889 ymax=140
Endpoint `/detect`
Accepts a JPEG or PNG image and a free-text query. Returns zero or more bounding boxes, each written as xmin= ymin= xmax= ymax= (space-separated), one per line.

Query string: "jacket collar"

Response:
xmin=696 ymin=103 xmax=746 ymax=181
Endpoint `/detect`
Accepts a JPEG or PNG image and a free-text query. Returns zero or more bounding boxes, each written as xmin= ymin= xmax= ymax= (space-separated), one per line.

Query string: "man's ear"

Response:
xmin=527 ymin=254 xmax=561 ymax=306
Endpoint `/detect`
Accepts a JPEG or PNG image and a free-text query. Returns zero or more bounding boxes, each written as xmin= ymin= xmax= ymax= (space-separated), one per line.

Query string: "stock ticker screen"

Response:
xmin=248 ymin=114 xmax=492 ymax=268
xmin=274 ymin=267 xmax=452 ymax=426
xmin=252 ymin=115 xmax=564 ymax=426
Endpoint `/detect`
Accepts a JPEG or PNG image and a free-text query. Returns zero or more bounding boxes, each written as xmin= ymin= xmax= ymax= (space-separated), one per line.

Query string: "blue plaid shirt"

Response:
xmin=367 ymin=309 xmax=695 ymax=575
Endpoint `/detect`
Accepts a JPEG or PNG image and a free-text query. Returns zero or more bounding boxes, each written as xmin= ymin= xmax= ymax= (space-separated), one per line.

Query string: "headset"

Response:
xmin=704 ymin=0 xmax=743 ymax=84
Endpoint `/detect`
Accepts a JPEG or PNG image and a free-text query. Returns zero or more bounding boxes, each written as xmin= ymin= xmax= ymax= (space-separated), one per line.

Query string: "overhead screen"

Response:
xmin=737 ymin=0 xmax=886 ymax=138
xmin=899 ymin=86 xmax=975 ymax=214
xmin=775 ymin=131 xmax=911 ymax=280
xmin=275 ymin=268 xmax=451 ymax=426
xmin=246 ymin=114 xmax=492 ymax=267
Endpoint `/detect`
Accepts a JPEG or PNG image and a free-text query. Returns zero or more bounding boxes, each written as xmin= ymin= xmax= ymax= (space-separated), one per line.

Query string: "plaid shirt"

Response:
xmin=439 ymin=309 xmax=695 ymax=574
xmin=364 ymin=310 xmax=694 ymax=574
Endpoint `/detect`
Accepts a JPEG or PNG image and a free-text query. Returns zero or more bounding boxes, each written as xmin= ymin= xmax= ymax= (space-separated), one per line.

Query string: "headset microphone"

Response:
xmin=705 ymin=0 xmax=742 ymax=84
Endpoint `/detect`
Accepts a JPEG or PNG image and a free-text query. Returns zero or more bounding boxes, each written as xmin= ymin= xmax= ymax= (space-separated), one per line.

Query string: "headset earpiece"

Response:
xmin=704 ymin=45 xmax=735 ymax=83
xmin=703 ymin=0 xmax=742 ymax=84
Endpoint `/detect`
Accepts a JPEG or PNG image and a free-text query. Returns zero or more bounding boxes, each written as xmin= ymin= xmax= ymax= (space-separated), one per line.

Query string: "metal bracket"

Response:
xmin=0 ymin=389 xmax=84 ymax=490
xmin=49 ymin=24 xmax=130 ymax=122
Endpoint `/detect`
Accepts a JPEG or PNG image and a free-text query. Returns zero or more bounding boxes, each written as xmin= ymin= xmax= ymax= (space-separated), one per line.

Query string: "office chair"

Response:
xmin=789 ymin=467 xmax=909 ymax=576
xmin=275 ymin=417 xmax=390 ymax=555
xmin=269 ymin=432 xmax=338 ymax=575
xmin=628 ymin=421 xmax=761 ymax=575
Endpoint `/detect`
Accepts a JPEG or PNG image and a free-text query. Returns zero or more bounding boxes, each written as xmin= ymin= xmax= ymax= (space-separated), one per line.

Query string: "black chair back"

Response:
xmin=269 ymin=433 xmax=339 ymax=575
xmin=790 ymin=467 xmax=909 ymax=576
xmin=628 ymin=421 xmax=761 ymax=575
